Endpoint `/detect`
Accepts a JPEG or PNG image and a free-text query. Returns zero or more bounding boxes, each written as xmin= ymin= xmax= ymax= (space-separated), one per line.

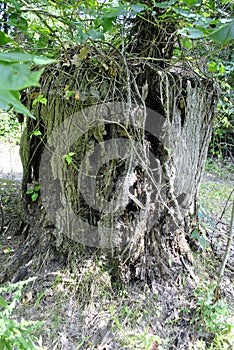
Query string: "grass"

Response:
xmin=199 ymin=182 xmax=233 ymax=222
xmin=205 ymin=157 xmax=234 ymax=181
xmin=200 ymin=158 xmax=234 ymax=223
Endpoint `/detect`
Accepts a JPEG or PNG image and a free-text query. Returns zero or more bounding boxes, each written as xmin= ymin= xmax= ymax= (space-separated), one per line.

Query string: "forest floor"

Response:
xmin=0 ymin=141 xmax=234 ymax=350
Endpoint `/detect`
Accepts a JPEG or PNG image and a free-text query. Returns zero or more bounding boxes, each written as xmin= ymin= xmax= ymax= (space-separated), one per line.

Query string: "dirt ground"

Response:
xmin=0 ymin=143 xmax=234 ymax=349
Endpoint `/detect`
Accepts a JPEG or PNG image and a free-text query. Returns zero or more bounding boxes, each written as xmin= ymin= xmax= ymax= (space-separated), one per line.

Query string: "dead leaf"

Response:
xmin=71 ymin=54 xmax=81 ymax=67
xmin=30 ymin=91 xmax=40 ymax=99
xmin=78 ymin=47 xmax=89 ymax=60
xmin=22 ymin=291 xmax=33 ymax=304
xmin=149 ymin=340 xmax=159 ymax=350
xmin=74 ymin=91 xmax=80 ymax=100
xmin=2 ymin=248 xmax=11 ymax=254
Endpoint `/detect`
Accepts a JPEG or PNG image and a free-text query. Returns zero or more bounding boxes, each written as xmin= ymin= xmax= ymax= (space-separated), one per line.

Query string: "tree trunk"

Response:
xmin=19 ymin=4 xmax=217 ymax=283
xmin=19 ymin=42 xmax=217 ymax=282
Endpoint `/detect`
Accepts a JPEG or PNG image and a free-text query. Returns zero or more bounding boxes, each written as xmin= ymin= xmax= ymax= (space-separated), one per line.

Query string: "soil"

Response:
xmin=0 ymin=143 xmax=234 ymax=349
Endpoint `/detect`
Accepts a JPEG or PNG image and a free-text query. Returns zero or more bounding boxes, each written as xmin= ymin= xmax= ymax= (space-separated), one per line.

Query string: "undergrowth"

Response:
xmin=0 ymin=277 xmax=44 ymax=349
xmin=0 ymin=111 xmax=22 ymax=144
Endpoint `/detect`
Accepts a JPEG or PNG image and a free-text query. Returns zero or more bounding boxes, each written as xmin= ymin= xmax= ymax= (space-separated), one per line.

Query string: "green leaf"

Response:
xmin=75 ymin=30 xmax=88 ymax=43
xmin=173 ymin=8 xmax=198 ymax=19
xmin=129 ymin=3 xmax=146 ymax=13
xmin=211 ymin=20 xmax=234 ymax=44
xmin=198 ymin=235 xmax=210 ymax=251
xmin=0 ymin=52 xmax=33 ymax=62
xmin=0 ymin=89 xmax=34 ymax=118
xmin=99 ymin=17 xmax=113 ymax=33
xmin=33 ymin=56 xmax=56 ymax=65
xmin=86 ymin=28 xmax=105 ymax=41
xmin=153 ymin=1 xmax=177 ymax=8
xmin=63 ymin=152 xmax=76 ymax=165
xmin=183 ymin=0 xmax=201 ymax=5
xmin=30 ymin=130 xmax=42 ymax=138
xmin=32 ymin=94 xmax=47 ymax=106
xmin=9 ymin=13 xmax=28 ymax=31
xmin=34 ymin=185 xmax=41 ymax=192
xmin=191 ymin=229 xmax=200 ymax=240
xmin=0 ymin=32 xmax=17 ymax=46
xmin=26 ymin=189 xmax=34 ymax=195
xmin=208 ymin=61 xmax=217 ymax=72
xmin=0 ymin=63 xmax=41 ymax=90
xmin=102 ymin=6 xmax=129 ymax=18
xmin=178 ymin=27 xmax=204 ymax=39
xmin=31 ymin=192 xmax=39 ymax=201
xmin=0 ymin=52 xmax=56 ymax=65
xmin=0 ymin=296 xmax=9 ymax=309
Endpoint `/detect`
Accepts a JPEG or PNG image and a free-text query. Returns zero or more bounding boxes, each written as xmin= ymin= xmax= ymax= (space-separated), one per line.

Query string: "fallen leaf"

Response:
xmin=149 ymin=340 xmax=159 ymax=350
xmin=3 ymin=248 xmax=11 ymax=254
xmin=74 ymin=92 xmax=80 ymax=100
xmin=22 ymin=290 xmax=33 ymax=304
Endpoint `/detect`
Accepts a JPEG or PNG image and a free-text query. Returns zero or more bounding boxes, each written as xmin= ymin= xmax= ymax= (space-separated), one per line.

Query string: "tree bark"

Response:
xmin=19 ymin=44 xmax=217 ymax=282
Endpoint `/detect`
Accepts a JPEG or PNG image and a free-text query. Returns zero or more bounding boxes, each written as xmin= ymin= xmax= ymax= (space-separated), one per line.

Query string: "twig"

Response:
xmin=215 ymin=198 xmax=234 ymax=301
xmin=218 ymin=187 xmax=234 ymax=224
xmin=0 ymin=196 xmax=3 ymax=234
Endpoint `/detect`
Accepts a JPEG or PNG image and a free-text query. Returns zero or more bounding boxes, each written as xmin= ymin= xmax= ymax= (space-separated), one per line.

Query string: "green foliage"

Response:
xmin=0 ymin=51 xmax=55 ymax=117
xmin=205 ymin=158 xmax=234 ymax=178
xmin=154 ymin=0 xmax=234 ymax=157
xmin=63 ymin=152 xmax=76 ymax=165
xmin=190 ymin=227 xmax=211 ymax=251
xmin=0 ymin=278 xmax=44 ymax=349
xmin=109 ymin=303 xmax=167 ymax=349
xmin=200 ymin=179 xmax=233 ymax=222
xmin=193 ymin=283 xmax=234 ymax=348
xmin=208 ymin=52 xmax=234 ymax=157
xmin=26 ymin=185 xmax=40 ymax=202
xmin=0 ymin=0 xmax=233 ymax=128
xmin=0 ymin=110 xmax=22 ymax=144
xmin=32 ymin=94 xmax=47 ymax=106
xmin=30 ymin=129 xmax=42 ymax=139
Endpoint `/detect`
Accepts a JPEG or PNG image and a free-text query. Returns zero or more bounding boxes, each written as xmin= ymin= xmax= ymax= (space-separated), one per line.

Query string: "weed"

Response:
xmin=0 ymin=277 xmax=44 ymax=349
xmin=26 ymin=185 xmax=40 ymax=202
xmin=192 ymin=283 xmax=234 ymax=349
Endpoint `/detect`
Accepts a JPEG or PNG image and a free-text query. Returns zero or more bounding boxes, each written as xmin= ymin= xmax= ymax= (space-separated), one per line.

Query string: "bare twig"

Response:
xmin=218 ymin=187 xmax=234 ymax=224
xmin=0 ymin=196 xmax=3 ymax=234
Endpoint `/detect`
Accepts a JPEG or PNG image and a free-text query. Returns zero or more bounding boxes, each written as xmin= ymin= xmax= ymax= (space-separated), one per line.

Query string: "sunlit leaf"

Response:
xmin=0 ymin=31 xmax=17 ymax=46
xmin=30 ymin=130 xmax=42 ymax=138
xmin=98 ymin=17 xmax=113 ymax=33
xmin=0 ymin=296 xmax=9 ymax=309
xmin=178 ymin=27 xmax=204 ymax=39
xmin=183 ymin=0 xmax=201 ymax=5
xmin=26 ymin=189 xmax=34 ymax=195
xmin=31 ymin=192 xmax=39 ymax=202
